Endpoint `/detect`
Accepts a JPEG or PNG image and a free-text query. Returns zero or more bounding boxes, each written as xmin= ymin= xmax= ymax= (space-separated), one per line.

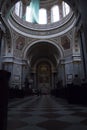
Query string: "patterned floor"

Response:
xmin=7 ymin=95 xmax=87 ymax=130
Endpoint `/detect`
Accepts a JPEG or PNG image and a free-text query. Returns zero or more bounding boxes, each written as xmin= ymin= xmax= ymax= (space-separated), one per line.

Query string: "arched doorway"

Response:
xmin=37 ymin=62 xmax=51 ymax=94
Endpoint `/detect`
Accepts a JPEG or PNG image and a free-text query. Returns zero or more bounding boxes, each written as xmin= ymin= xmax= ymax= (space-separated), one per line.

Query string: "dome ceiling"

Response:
xmin=14 ymin=0 xmax=71 ymax=25
xmin=0 ymin=0 xmax=78 ymax=19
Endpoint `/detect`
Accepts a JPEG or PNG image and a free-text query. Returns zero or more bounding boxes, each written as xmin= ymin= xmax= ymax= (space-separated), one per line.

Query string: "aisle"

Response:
xmin=7 ymin=95 xmax=87 ymax=130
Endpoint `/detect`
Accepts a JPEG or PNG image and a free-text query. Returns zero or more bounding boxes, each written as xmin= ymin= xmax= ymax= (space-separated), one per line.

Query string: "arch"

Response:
xmin=23 ymin=39 xmax=64 ymax=59
xmin=34 ymin=58 xmax=54 ymax=71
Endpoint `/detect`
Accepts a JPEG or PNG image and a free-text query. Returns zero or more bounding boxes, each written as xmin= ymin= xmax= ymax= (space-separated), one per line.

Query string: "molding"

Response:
xmin=11 ymin=11 xmax=74 ymax=31
xmin=8 ymin=11 xmax=76 ymax=38
xmin=23 ymin=39 xmax=64 ymax=59
xmin=2 ymin=56 xmax=27 ymax=65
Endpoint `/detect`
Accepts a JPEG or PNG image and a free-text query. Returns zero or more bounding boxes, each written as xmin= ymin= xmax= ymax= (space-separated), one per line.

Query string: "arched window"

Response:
xmin=62 ymin=2 xmax=70 ymax=17
xmin=15 ymin=1 xmax=22 ymax=18
xmin=39 ymin=8 xmax=47 ymax=24
xmin=15 ymin=2 xmax=20 ymax=16
xmin=51 ymin=5 xmax=60 ymax=23
xmin=26 ymin=6 xmax=32 ymax=22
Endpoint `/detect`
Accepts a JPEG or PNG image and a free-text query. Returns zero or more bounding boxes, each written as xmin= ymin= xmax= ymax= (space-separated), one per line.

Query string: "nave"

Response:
xmin=7 ymin=95 xmax=87 ymax=130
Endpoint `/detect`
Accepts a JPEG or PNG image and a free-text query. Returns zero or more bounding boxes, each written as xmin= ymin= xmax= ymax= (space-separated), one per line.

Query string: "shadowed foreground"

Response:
xmin=7 ymin=95 xmax=87 ymax=130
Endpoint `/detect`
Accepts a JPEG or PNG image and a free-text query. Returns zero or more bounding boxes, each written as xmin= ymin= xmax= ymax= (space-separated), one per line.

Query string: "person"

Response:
xmin=81 ymin=78 xmax=87 ymax=87
xmin=73 ymin=74 xmax=81 ymax=87
xmin=24 ymin=77 xmax=29 ymax=88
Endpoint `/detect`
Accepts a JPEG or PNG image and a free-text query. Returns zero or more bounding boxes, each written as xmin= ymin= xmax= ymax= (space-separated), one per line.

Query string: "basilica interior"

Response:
xmin=0 ymin=0 xmax=86 ymax=92
xmin=0 ymin=0 xmax=87 ymax=130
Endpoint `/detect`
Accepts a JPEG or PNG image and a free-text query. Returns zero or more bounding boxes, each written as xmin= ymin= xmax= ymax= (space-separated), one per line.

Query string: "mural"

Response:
xmin=16 ymin=36 xmax=25 ymax=50
xmin=61 ymin=36 xmax=70 ymax=50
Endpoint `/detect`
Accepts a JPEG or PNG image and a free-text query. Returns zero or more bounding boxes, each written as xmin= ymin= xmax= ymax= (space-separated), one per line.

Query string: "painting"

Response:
xmin=61 ymin=36 xmax=70 ymax=50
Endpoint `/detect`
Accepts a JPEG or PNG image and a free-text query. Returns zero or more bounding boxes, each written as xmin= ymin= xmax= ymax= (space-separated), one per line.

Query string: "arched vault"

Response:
xmin=23 ymin=41 xmax=64 ymax=67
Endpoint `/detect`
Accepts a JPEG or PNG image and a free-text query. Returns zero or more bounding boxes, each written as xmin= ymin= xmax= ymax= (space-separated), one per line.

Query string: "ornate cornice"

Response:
xmin=8 ymin=11 xmax=76 ymax=39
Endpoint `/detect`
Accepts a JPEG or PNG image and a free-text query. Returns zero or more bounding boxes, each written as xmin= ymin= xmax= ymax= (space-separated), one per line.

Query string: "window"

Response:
xmin=15 ymin=1 xmax=22 ymax=18
xmin=39 ymin=8 xmax=47 ymax=24
xmin=14 ymin=1 xmax=71 ymax=24
xmin=19 ymin=2 xmax=23 ymax=18
xmin=26 ymin=6 xmax=32 ymax=22
xmin=62 ymin=2 xmax=70 ymax=17
xmin=15 ymin=2 xmax=20 ymax=16
xmin=51 ymin=5 xmax=60 ymax=23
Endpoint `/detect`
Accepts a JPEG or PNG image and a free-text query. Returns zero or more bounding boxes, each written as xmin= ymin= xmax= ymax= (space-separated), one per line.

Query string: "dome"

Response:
xmin=13 ymin=0 xmax=71 ymax=24
xmin=8 ymin=0 xmax=75 ymax=38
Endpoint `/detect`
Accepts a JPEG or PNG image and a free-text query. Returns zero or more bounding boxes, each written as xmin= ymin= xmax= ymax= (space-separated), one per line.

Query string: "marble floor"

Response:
xmin=7 ymin=95 xmax=87 ymax=130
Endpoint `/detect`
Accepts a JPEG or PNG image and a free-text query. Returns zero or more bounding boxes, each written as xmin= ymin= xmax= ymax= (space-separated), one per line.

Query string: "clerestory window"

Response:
xmin=51 ymin=5 xmax=60 ymax=23
xmin=39 ymin=8 xmax=47 ymax=24
xmin=15 ymin=1 xmax=22 ymax=18
xmin=62 ymin=2 xmax=70 ymax=17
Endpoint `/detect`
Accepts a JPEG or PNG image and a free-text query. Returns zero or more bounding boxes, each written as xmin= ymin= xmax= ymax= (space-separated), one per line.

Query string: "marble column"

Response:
xmin=77 ymin=0 xmax=87 ymax=78
xmin=79 ymin=29 xmax=87 ymax=78
xmin=47 ymin=7 xmax=51 ymax=24
xmin=59 ymin=2 xmax=63 ymax=20
xmin=33 ymin=72 xmax=37 ymax=88
xmin=51 ymin=72 xmax=54 ymax=89
xmin=22 ymin=2 xmax=27 ymax=20
xmin=0 ymin=30 xmax=2 ymax=69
